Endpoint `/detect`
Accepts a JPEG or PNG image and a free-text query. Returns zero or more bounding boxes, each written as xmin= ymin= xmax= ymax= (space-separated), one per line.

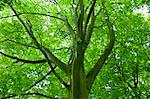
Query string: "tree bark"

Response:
xmin=72 ymin=42 xmax=89 ymax=98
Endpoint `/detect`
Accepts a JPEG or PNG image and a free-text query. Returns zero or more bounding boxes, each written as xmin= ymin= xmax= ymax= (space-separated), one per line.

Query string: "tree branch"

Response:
xmin=86 ymin=1 xmax=115 ymax=90
xmin=52 ymin=0 xmax=76 ymax=43
xmin=0 ymin=12 xmax=64 ymax=21
xmin=2 ymin=39 xmax=37 ymax=49
xmin=24 ymin=66 xmax=57 ymax=92
xmin=47 ymin=58 xmax=71 ymax=90
xmin=83 ymin=0 xmax=97 ymax=50
xmin=9 ymin=5 xmax=70 ymax=76
xmin=84 ymin=0 xmax=96 ymax=34
xmin=0 ymin=51 xmax=47 ymax=64
xmin=72 ymin=0 xmax=79 ymax=28
xmin=84 ymin=12 xmax=96 ymax=48
xmin=1 ymin=92 xmax=54 ymax=99
xmin=77 ymin=0 xmax=84 ymax=38
xmin=54 ymin=2 xmax=77 ymax=68
xmin=42 ymin=47 xmax=71 ymax=75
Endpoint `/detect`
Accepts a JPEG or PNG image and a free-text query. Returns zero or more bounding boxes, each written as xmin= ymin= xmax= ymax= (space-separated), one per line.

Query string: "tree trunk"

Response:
xmin=71 ymin=43 xmax=89 ymax=98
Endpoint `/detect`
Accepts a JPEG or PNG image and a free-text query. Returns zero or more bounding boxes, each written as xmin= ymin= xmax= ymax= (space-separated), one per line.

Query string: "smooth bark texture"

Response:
xmin=72 ymin=42 xmax=89 ymax=98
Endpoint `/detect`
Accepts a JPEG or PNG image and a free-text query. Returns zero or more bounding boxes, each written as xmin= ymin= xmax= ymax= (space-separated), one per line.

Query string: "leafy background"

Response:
xmin=0 ymin=0 xmax=149 ymax=98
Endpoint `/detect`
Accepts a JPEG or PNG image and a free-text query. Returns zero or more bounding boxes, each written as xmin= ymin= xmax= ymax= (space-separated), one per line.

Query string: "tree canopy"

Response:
xmin=0 ymin=0 xmax=149 ymax=98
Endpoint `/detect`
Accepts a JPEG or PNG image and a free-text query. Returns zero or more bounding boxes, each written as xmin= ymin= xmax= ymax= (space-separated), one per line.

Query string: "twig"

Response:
xmin=24 ymin=66 xmax=57 ymax=91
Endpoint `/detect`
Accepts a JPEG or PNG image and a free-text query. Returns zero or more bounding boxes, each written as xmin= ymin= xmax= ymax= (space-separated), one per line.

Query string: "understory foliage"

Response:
xmin=0 ymin=0 xmax=149 ymax=98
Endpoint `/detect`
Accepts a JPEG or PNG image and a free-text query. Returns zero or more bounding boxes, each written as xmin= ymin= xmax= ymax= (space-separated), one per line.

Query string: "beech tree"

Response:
xmin=0 ymin=0 xmax=149 ymax=98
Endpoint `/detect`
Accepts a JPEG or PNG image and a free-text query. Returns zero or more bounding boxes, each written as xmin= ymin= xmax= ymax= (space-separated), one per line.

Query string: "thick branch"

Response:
xmin=86 ymin=1 xmax=115 ymax=90
xmin=0 ymin=51 xmax=47 ymax=64
xmin=42 ymin=47 xmax=71 ymax=75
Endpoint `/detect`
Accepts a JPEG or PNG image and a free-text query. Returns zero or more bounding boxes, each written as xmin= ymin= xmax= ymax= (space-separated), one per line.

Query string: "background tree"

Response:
xmin=0 ymin=0 xmax=149 ymax=98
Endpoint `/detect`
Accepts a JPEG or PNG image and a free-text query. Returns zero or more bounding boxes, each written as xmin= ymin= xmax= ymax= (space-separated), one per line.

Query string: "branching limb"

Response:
xmin=42 ymin=47 xmax=71 ymax=75
xmin=95 ymin=6 xmax=102 ymax=17
xmin=86 ymin=1 xmax=115 ymax=90
xmin=51 ymin=0 xmax=76 ymax=43
xmin=0 ymin=51 xmax=47 ymax=64
xmin=10 ymin=6 xmax=70 ymax=87
xmin=24 ymin=59 xmax=70 ymax=92
xmin=9 ymin=5 xmax=70 ymax=76
xmin=53 ymin=1 xmax=77 ymax=68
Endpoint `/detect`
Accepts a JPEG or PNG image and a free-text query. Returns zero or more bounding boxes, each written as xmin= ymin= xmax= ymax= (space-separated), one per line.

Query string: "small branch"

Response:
xmin=53 ymin=70 xmax=71 ymax=90
xmin=0 ymin=51 xmax=47 ymax=64
xmin=72 ymin=0 xmax=79 ymax=27
xmin=95 ymin=6 xmax=102 ymax=17
xmin=77 ymin=0 xmax=84 ymax=38
xmin=0 ymin=12 xmax=64 ymax=21
xmin=2 ymin=39 xmax=37 ymax=49
xmin=111 ymin=2 xmax=123 ymax=5
xmin=85 ymin=0 xmax=92 ymax=12
xmin=51 ymin=1 xmax=78 ymax=71
xmin=128 ymin=83 xmax=134 ymax=89
xmin=83 ymin=0 xmax=98 ymax=50
xmin=84 ymin=0 xmax=96 ymax=33
xmin=1 ymin=92 xmax=54 ymax=99
xmin=24 ymin=66 xmax=57 ymax=91
xmin=84 ymin=12 xmax=96 ymax=48
xmin=20 ymin=62 xmax=26 ymax=67
xmin=47 ymin=59 xmax=71 ymax=90
xmin=52 ymin=0 xmax=76 ymax=43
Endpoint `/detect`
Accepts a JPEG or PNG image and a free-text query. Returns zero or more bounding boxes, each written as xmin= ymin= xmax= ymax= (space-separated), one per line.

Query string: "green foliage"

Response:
xmin=0 ymin=0 xmax=19 ymax=10
xmin=0 ymin=0 xmax=149 ymax=98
